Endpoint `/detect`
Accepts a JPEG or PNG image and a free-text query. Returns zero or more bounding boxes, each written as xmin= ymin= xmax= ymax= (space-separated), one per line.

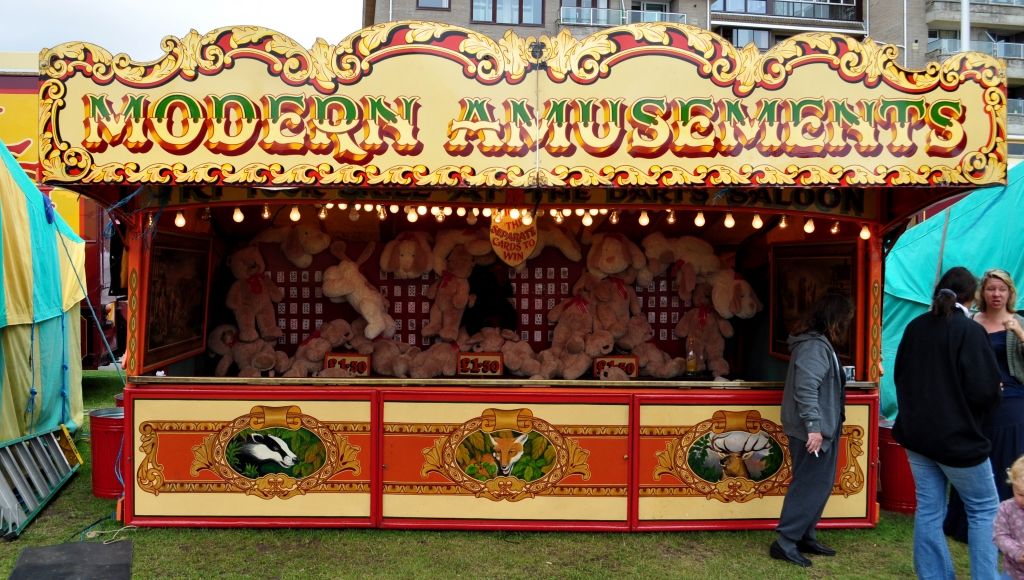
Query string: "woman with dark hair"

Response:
xmin=894 ymin=266 xmax=1003 ymax=580
xmin=770 ymin=292 xmax=854 ymax=568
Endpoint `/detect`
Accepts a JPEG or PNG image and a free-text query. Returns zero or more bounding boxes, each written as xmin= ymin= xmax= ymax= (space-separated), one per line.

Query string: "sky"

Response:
xmin=0 ymin=0 xmax=365 ymax=58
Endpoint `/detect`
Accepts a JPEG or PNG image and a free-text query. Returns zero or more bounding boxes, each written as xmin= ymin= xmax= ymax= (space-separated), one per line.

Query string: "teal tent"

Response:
xmin=881 ymin=164 xmax=1024 ymax=419
xmin=0 ymin=140 xmax=86 ymax=442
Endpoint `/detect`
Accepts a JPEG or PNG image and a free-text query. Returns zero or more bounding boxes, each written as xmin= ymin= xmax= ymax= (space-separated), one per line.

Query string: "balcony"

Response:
xmin=559 ymin=7 xmax=686 ymax=27
xmin=710 ymin=0 xmax=860 ymax=23
xmin=927 ymin=38 xmax=1024 ymax=79
xmin=926 ymin=1 xmax=1024 ymax=29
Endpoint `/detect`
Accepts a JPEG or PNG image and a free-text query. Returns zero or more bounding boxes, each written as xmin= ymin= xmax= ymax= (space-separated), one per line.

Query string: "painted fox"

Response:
xmin=488 ymin=431 xmax=530 ymax=476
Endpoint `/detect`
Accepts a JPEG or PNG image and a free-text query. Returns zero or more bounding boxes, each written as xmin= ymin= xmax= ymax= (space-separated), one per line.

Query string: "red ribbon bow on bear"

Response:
xmin=247 ymin=274 xmax=264 ymax=294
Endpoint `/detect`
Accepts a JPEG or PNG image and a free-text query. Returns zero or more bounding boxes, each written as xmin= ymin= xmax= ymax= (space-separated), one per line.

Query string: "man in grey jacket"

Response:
xmin=771 ymin=293 xmax=853 ymax=568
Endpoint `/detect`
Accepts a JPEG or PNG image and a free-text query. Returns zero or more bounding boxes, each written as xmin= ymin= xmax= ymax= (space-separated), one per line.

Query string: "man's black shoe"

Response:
xmin=770 ymin=540 xmax=812 ymax=567
xmin=797 ymin=539 xmax=837 ymax=556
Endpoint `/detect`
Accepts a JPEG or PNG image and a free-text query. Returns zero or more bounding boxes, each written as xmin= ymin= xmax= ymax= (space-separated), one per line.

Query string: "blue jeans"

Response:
xmin=905 ymin=449 xmax=999 ymax=580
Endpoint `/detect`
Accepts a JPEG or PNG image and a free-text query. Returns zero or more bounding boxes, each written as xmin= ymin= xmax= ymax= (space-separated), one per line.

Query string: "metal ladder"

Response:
xmin=0 ymin=426 xmax=82 ymax=538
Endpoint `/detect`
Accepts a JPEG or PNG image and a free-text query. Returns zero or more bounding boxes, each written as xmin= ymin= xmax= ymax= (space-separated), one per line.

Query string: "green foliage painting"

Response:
xmin=456 ymin=430 xmax=556 ymax=482
xmin=686 ymin=432 xmax=783 ymax=483
xmin=226 ymin=427 xmax=326 ymax=479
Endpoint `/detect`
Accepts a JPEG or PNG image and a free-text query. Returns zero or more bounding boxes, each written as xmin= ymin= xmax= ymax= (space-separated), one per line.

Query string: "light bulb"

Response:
xmin=435 ymin=211 xmax=445 ymax=223
xmin=431 ymin=206 xmax=441 ymax=216
xmin=521 ymin=211 xmax=533 ymax=226
xmin=289 ymin=205 xmax=301 ymax=222
xmin=724 ymin=212 xmax=735 ymax=228
xmin=666 ymin=210 xmax=675 ymax=224
xmin=338 ymin=203 xmax=347 ymax=210
xmin=325 ymin=202 xmax=334 ymax=209
xmin=472 ymin=208 xmax=480 ymax=216
xmin=417 ymin=205 xmax=427 ymax=215
xmin=638 ymin=210 xmax=650 ymax=226
xmin=318 ymin=206 xmax=327 ymax=220
xmin=609 ymin=210 xmax=619 ymax=225
xmin=779 ymin=215 xmax=788 ymax=229
xmin=804 ymin=217 xmax=815 ymax=233
xmin=378 ymin=206 xmax=387 ymax=221
xmin=146 ymin=213 xmax=154 ymax=228
xmin=443 ymin=207 xmax=453 ymax=216
xmin=482 ymin=208 xmax=492 ymax=217
xmin=456 ymin=207 xmax=466 ymax=217
xmin=561 ymin=208 xmax=572 ymax=217
xmin=554 ymin=213 xmax=564 ymax=224
xmin=694 ymin=211 xmax=705 ymax=227
xmin=262 ymin=204 xmax=270 ymax=219
xmin=582 ymin=214 xmax=594 ymax=227
xmin=365 ymin=204 xmax=375 ymax=213
xmin=349 ymin=208 xmax=360 ymax=221
xmin=467 ymin=214 xmax=478 ymax=225
xmin=751 ymin=214 xmax=763 ymax=229
xmin=493 ymin=210 xmax=503 ymax=224
xmin=174 ymin=211 xmax=186 ymax=228
xmin=589 ymin=208 xmax=599 ymax=216
xmin=389 ymin=204 xmax=399 ymax=214
xmin=598 ymin=208 xmax=608 ymax=215
xmin=232 ymin=207 xmax=244 ymax=223
xmin=407 ymin=208 xmax=418 ymax=223
xmin=830 ymin=221 xmax=840 ymax=234
xmin=574 ymin=208 xmax=584 ymax=217
xmin=510 ymin=208 xmax=521 ymax=220
xmin=354 ymin=203 xmax=362 ymax=211
xmin=549 ymin=209 xmax=559 ymax=217
xmin=860 ymin=224 xmax=871 ymax=240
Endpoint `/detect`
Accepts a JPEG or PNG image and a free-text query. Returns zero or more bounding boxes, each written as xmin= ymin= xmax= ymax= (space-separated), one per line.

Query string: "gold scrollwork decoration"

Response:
xmin=136 ymin=422 xmax=166 ymax=496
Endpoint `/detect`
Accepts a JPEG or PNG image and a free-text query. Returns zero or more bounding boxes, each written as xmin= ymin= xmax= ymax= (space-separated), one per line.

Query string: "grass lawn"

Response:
xmin=0 ymin=371 xmax=971 ymax=579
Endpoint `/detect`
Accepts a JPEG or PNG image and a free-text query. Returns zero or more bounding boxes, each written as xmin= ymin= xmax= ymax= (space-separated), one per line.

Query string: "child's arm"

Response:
xmin=993 ymin=503 xmax=1024 ymax=561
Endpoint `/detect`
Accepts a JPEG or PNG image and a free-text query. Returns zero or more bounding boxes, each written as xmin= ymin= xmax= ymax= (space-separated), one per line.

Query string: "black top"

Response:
xmin=990 ymin=330 xmax=1024 ymax=395
xmin=893 ymin=309 xmax=1002 ymax=467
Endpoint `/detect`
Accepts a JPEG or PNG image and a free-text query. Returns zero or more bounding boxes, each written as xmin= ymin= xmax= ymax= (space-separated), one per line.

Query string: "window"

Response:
xmin=734 ymin=28 xmax=770 ymax=50
xmin=417 ymin=0 xmax=450 ymax=8
xmin=473 ymin=0 xmax=544 ymax=25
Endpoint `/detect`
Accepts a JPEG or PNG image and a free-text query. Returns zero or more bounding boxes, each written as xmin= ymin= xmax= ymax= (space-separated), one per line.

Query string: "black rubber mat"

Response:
xmin=9 ymin=540 xmax=132 ymax=580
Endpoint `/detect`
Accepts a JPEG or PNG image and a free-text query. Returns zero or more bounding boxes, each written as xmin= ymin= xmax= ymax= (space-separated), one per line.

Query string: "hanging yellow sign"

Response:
xmin=489 ymin=211 xmax=538 ymax=267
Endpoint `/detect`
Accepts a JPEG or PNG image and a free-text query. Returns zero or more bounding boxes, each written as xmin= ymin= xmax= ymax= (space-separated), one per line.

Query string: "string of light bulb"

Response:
xmin=163 ymin=204 xmax=872 ymax=240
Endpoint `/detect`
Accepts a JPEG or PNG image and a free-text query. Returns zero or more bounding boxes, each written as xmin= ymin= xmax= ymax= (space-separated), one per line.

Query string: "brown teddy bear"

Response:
xmin=282 ymin=329 xmax=334 ymax=378
xmin=423 ymin=244 xmax=475 ymax=342
xmin=408 ymin=340 xmax=461 ymax=379
xmin=585 ymin=272 xmax=642 ymax=340
xmin=585 ymin=233 xmax=646 ymax=281
xmin=674 ymin=283 xmax=734 ymax=378
xmin=225 ymin=245 xmax=285 ymax=342
xmin=254 ymin=223 xmax=332 ymax=269
xmin=380 ymin=231 xmax=433 ymax=279
xmin=207 ymin=324 xmax=288 ymax=377
xmin=547 ymin=289 xmax=596 ymax=355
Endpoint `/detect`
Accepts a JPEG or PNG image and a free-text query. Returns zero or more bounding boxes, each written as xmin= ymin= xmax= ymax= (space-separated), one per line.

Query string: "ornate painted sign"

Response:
xmin=39 ymin=22 xmax=1006 ymax=196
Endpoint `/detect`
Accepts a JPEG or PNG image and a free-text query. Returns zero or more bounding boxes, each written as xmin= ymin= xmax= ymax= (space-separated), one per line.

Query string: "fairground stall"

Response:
xmin=38 ymin=22 xmax=1005 ymax=530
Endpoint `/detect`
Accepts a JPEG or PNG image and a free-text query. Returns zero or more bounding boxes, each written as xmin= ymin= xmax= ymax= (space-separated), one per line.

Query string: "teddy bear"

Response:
xmin=369 ymin=338 xmax=419 ymax=378
xmin=432 ymin=228 xmax=493 ymax=275
xmin=500 ymin=330 xmax=544 ymax=378
xmin=598 ymin=365 xmax=631 ymax=381
xmin=321 ymin=241 xmax=396 ymax=340
xmin=541 ymin=329 xmax=615 ymax=380
xmin=675 ymin=283 xmax=735 ymax=378
xmin=547 ymin=291 xmax=595 ymax=355
xmin=709 ymin=269 xmax=764 ymax=320
xmin=636 ymin=232 xmax=720 ymax=288
xmin=423 ymin=244 xmax=475 ymax=342
xmin=225 ymin=245 xmax=285 ymax=342
xmin=379 ymin=231 xmax=433 ymax=279
xmin=578 ymin=271 xmax=642 ymax=340
xmin=254 ymin=223 xmax=332 ymax=269
xmin=585 ymin=233 xmax=646 ymax=281
xmin=408 ymin=340 xmax=462 ymax=379
xmin=616 ymin=315 xmax=684 ymax=379
xmin=282 ymin=329 xmax=335 ymax=378
xmin=207 ymin=324 xmax=289 ymax=377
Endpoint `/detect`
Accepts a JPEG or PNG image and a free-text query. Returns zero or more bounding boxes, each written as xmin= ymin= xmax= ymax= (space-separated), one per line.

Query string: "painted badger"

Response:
xmin=236 ymin=433 xmax=298 ymax=469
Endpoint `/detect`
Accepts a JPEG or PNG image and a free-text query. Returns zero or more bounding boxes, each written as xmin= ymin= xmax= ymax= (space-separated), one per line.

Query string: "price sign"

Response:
xmin=323 ymin=353 xmax=371 ymax=377
xmin=593 ymin=355 xmax=639 ymax=377
xmin=457 ymin=352 xmax=504 ymax=376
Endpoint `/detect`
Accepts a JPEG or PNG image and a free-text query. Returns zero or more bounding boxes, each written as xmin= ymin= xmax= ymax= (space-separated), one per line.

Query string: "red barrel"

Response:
xmin=114 ymin=392 xmax=124 ymax=408
xmin=878 ymin=425 xmax=916 ymax=513
xmin=89 ymin=408 xmax=125 ymax=499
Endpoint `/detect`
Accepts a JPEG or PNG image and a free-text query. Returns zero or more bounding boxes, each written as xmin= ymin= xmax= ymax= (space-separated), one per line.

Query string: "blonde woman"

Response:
xmin=949 ymin=269 xmax=1024 ymax=543
xmin=994 ymin=455 xmax=1024 ymax=579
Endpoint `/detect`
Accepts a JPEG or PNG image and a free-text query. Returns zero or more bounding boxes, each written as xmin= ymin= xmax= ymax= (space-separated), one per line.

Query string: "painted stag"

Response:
xmin=709 ymin=432 xmax=772 ymax=479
